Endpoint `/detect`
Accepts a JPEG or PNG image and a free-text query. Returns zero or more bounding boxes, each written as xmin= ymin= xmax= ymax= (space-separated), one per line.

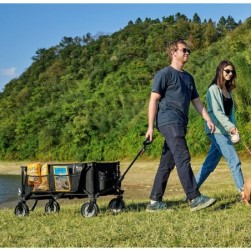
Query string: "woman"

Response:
xmin=195 ymin=60 xmax=245 ymax=200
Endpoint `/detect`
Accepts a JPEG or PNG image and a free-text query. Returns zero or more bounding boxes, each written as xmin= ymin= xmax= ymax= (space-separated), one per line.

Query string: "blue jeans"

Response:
xmin=150 ymin=124 xmax=200 ymax=201
xmin=195 ymin=133 xmax=244 ymax=192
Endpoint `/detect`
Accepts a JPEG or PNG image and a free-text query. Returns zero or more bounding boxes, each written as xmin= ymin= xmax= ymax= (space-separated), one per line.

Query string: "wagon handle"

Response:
xmin=143 ymin=138 xmax=152 ymax=146
xmin=117 ymin=138 xmax=152 ymax=184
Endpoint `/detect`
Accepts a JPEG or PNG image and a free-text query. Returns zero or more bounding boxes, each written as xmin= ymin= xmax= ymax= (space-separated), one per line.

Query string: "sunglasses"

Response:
xmin=224 ymin=69 xmax=235 ymax=75
xmin=178 ymin=48 xmax=191 ymax=54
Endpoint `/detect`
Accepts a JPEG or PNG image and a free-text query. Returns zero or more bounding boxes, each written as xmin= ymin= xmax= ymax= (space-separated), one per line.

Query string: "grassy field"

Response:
xmin=0 ymin=156 xmax=251 ymax=247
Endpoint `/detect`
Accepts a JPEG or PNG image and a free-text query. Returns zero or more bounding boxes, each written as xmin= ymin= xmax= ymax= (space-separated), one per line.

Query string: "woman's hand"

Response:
xmin=206 ymin=120 xmax=215 ymax=134
xmin=230 ymin=127 xmax=238 ymax=134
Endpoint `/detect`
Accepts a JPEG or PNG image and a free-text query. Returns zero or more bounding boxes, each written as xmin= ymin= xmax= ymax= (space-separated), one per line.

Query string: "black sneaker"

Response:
xmin=190 ymin=195 xmax=216 ymax=212
xmin=146 ymin=201 xmax=172 ymax=212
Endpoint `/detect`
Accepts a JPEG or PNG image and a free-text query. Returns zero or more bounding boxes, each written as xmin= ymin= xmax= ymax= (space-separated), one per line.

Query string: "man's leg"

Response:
xmin=149 ymin=139 xmax=175 ymax=201
xmin=159 ymin=125 xmax=200 ymax=200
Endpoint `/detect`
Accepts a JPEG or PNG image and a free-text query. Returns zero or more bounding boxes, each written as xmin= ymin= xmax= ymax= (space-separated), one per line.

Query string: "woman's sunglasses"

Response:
xmin=224 ymin=69 xmax=235 ymax=75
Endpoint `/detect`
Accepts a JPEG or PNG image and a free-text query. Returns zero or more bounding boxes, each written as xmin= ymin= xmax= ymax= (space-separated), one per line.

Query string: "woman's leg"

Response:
xmin=213 ymin=133 xmax=244 ymax=192
xmin=195 ymin=135 xmax=222 ymax=188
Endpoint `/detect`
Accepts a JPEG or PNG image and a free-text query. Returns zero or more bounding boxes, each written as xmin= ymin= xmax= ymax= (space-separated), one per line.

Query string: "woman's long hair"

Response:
xmin=209 ymin=60 xmax=237 ymax=92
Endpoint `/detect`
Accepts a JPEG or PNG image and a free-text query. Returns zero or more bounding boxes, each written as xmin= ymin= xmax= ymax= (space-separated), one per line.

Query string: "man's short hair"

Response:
xmin=166 ymin=39 xmax=188 ymax=62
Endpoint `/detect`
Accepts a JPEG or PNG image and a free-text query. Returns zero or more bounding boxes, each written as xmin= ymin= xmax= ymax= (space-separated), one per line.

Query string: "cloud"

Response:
xmin=0 ymin=67 xmax=17 ymax=77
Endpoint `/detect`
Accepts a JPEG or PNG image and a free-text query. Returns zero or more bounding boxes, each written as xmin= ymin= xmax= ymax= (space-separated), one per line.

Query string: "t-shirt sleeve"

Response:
xmin=151 ymin=70 xmax=167 ymax=96
xmin=190 ymin=75 xmax=199 ymax=100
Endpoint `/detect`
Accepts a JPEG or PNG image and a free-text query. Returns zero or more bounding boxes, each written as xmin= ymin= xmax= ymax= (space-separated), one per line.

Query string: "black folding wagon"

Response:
xmin=14 ymin=140 xmax=151 ymax=217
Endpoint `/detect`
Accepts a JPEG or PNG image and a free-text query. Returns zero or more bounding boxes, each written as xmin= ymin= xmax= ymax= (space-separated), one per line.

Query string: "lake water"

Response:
xmin=0 ymin=175 xmax=20 ymax=204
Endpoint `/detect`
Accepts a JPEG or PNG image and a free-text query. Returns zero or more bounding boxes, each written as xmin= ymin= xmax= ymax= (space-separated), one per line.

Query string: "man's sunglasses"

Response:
xmin=224 ymin=69 xmax=235 ymax=75
xmin=178 ymin=48 xmax=191 ymax=54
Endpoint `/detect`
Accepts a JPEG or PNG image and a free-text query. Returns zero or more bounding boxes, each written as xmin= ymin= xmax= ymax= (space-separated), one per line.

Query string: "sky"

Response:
xmin=1 ymin=1 xmax=251 ymax=91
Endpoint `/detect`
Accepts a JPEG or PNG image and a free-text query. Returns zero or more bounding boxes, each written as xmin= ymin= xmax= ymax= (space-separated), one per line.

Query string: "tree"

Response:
xmin=175 ymin=12 xmax=188 ymax=22
xmin=82 ymin=33 xmax=94 ymax=44
xmin=188 ymin=22 xmax=203 ymax=49
xmin=204 ymin=18 xmax=218 ymax=46
xmin=162 ymin=15 xmax=175 ymax=25
xmin=175 ymin=18 xmax=190 ymax=40
xmin=59 ymin=36 xmax=74 ymax=48
xmin=193 ymin=13 xmax=201 ymax=23
xmin=217 ymin=16 xmax=227 ymax=36
xmin=135 ymin=17 xmax=143 ymax=24
xmin=226 ymin=15 xmax=238 ymax=31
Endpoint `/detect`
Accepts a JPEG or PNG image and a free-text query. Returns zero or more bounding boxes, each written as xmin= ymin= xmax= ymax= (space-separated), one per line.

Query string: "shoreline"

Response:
xmin=0 ymin=162 xmax=29 ymax=175
xmin=0 ymin=160 xmax=89 ymax=175
xmin=0 ymin=158 xmax=159 ymax=175
xmin=1 ymin=154 xmax=250 ymax=175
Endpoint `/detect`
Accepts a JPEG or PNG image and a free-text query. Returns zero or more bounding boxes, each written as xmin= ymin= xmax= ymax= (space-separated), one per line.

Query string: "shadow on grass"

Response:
xmin=111 ymin=196 xmax=240 ymax=214
xmin=78 ymin=194 xmax=241 ymax=217
xmin=121 ymin=199 xmax=186 ymax=213
xmin=212 ymin=196 xmax=240 ymax=211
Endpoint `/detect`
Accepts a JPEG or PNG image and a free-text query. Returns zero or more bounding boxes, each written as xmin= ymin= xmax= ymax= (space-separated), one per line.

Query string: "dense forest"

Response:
xmin=0 ymin=13 xmax=251 ymax=161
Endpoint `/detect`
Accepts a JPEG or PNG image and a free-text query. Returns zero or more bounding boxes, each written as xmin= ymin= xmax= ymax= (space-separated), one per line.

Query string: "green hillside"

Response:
xmin=0 ymin=13 xmax=251 ymax=161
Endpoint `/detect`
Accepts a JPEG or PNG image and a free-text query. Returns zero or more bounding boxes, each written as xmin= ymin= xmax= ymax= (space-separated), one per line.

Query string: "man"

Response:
xmin=145 ymin=39 xmax=216 ymax=212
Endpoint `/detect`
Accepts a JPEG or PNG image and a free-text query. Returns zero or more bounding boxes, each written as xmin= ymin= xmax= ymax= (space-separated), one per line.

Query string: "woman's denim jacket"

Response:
xmin=205 ymin=84 xmax=236 ymax=135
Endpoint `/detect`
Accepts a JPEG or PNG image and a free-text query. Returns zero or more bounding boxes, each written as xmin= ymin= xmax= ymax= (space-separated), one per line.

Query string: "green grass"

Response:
xmin=0 ymin=190 xmax=251 ymax=248
xmin=1 ymin=157 xmax=251 ymax=248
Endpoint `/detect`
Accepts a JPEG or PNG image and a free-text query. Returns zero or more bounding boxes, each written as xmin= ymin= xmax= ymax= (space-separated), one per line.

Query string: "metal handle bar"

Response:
xmin=117 ymin=139 xmax=152 ymax=184
xmin=143 ymin=138 xmax=152 ymax=146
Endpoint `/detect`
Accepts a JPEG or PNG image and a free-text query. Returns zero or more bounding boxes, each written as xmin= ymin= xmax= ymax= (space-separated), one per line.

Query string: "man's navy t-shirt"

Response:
xmin=152 ymin=66 xmax=199 ymax=128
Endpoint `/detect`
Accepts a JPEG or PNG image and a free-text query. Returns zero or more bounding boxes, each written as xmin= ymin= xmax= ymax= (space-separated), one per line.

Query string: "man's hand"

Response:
xmin=145 ymin=128 xmax=154 ymax=142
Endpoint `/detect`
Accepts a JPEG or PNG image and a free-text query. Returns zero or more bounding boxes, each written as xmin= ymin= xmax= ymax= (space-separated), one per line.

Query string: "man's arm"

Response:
xmin=191 ymin=97 xmax=215 ymax=133
xmin=145 ymin=92 xmax=161 ymax=141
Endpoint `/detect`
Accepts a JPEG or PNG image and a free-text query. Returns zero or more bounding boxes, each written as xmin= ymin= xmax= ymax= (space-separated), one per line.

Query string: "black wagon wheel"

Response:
xmin=44 ymin=200 xmax=60 ymax=213
xmin=80 ymin=202 xmax=99 ymax=218
xmin=14 ymin=202 xmax=29 ymax=217
xmin=108 ymin=198 xmax=125 ymax=213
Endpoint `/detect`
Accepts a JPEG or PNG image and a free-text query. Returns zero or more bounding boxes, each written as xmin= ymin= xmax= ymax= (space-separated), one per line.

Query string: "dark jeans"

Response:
xmin=150 ymin=124 xmax=200 ymax=201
